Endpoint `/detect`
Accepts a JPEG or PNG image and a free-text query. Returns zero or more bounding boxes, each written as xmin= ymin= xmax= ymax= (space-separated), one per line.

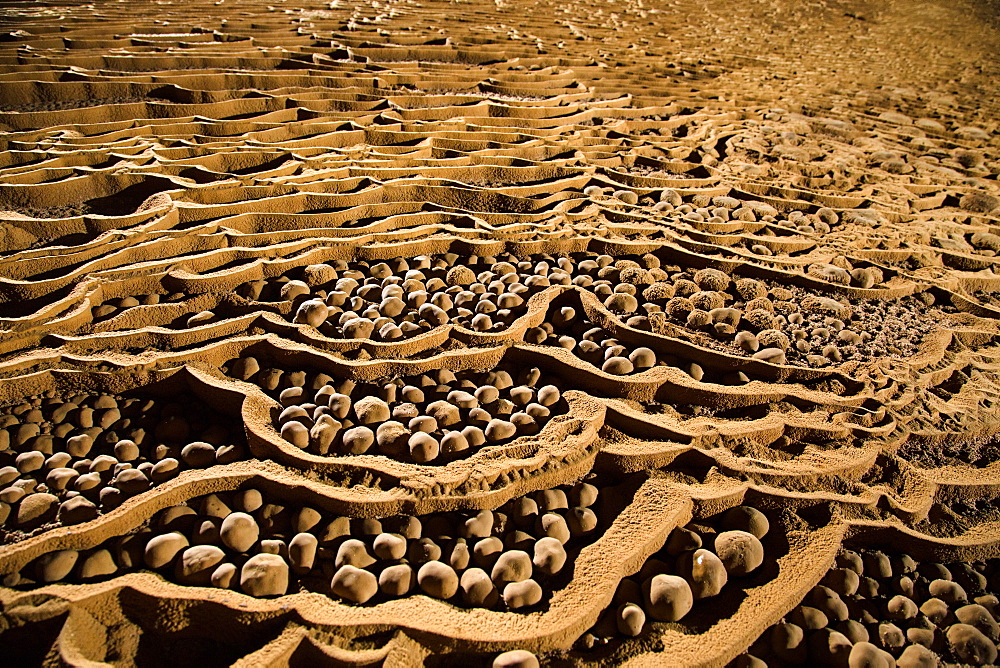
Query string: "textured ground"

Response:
xmin=0 ymin=0 xmax=999 ymax=666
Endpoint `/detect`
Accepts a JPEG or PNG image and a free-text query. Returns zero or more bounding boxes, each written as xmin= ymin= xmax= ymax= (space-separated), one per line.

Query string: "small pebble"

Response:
xmin=240 ymin=553 xmax=289 ymax=597
xmin=418 ymin=560 xmax=459 ymax=599
xmin=493 ymin=650 xmax=539 ymax=668
xmin=328 ymin=563 xmax=377 ymax=603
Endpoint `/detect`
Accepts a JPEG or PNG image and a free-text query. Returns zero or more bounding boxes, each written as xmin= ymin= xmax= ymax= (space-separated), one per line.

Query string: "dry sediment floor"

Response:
xmin=0 ymin=0 xmax=999 ymax=665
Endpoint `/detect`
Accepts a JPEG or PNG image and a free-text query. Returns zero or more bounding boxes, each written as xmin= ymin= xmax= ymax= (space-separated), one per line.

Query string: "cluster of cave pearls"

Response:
xmin=0 ymin=0 xmax=999 ymax=665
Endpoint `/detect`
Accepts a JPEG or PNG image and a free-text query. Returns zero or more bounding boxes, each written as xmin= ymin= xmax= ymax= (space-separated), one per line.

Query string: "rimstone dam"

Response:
xmin=0 ymin=0 xmax=998 ymax=666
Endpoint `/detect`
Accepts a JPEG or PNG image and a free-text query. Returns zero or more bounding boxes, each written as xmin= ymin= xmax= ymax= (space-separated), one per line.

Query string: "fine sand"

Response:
xmin=0 ymin=0 xmax=999 ymax=665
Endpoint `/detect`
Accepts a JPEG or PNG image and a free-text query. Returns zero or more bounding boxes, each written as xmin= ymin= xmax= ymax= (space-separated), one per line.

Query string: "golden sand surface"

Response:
xmin=0 ymin=0 xmax=999 ymax=665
